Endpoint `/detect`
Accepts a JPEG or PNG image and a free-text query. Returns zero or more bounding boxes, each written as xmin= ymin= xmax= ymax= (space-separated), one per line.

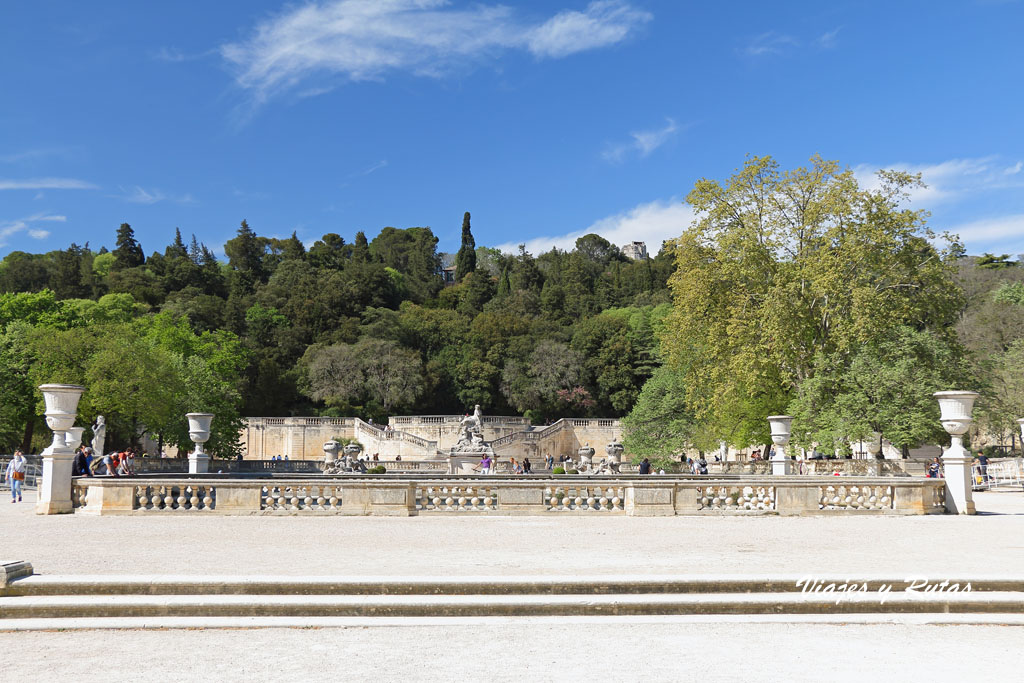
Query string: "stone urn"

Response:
xmin=343 ymin=443 xmax=363 ymax=458
xmin=40 ymin=384 xmax=85 ymax=455
xmin=605 ymin=441 xmax=624 ymax=465
xmin=323 ymin=440 xmax=340 ymax=464
xmin=577 ymin=446 xmax=595 ymax=468
xmin=934 ymin=391 xmax=980 ymax=515
xmin=37 ymin=384 xmax=85 ymax=515
xmin=186 ymin=412 xmax=214 ymax=474
xmin=864 ymin=431 xmax=882 ymax=459
xmin=767 ymin=415 xmax=793 ymax=475
xmin=64 ymin=426 xmax=86 ymax=451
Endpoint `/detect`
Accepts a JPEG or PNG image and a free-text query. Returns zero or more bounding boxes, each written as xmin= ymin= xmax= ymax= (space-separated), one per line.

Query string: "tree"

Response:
xmin=112 ymin=223 xmax=145 ymax=271
xmin=661 ymin=155 xmax=964 ymax=443
xmin=224 ymin=219 xmax=267 ymax=296
xmin=790 ymin=326 xmax=973 ymax=454
xmin=622 ymin=366 xmax=694 ymax=459
xmin=500 ymin=340 xmax=584 ymax=418
xmin=455 ymin=211 xmax=476 ymax=282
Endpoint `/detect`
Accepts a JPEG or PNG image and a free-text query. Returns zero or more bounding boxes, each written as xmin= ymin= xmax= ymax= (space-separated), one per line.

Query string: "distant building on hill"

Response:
xmin=621 ymin=241 xmax=648 ymax=260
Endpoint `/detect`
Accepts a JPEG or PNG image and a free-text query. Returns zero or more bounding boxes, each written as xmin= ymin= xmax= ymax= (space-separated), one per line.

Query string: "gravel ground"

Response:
xmin=2 ymin=622 xmax=1022 ymax=682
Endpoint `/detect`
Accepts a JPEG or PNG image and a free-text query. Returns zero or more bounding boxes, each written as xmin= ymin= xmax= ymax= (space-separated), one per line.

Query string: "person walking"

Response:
xmin=6 ymin=450 xmax=27 ymax=502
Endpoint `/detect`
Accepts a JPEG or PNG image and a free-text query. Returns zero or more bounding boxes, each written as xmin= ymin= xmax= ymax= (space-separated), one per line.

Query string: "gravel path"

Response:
xmin=3 ymin=491 xmax=1023 ymax=576
xmin=2 ymin=622 xmax=1022 ymax=682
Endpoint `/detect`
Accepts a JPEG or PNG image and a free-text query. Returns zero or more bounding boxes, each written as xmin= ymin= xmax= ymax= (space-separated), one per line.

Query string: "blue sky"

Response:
xmin=2 ymin=0 xmax=1023 ymax=259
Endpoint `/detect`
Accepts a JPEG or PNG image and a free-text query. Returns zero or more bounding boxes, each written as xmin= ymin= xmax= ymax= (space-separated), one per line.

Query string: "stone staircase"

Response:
xmin=4 ymin=563 xmax=1024 ymax=628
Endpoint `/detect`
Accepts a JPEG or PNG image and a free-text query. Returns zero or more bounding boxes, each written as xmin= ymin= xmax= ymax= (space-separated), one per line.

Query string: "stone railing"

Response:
xmin=388 ymin=415 xmax=529 ymax=427
xmin=371 ymin=460 xmax=448 ymax=472
xmin=133 ymin=458 xmax=322 ymax=474
xmin=712 ymin=460 xmax=909 ymax=476
xmin=354 ymin=419 xmax=438 ymax=450
xmin=491 ymin=419 xmax=571 ymax=448
xmin=246 ymin=417 xmax=354 ymax=428
xmin=71 ymin=475 xmax=947 ymax=516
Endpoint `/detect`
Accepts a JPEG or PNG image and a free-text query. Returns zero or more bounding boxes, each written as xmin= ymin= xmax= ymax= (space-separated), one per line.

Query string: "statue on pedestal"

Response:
xmin=91 ymin=415 xmax=106 ymax=457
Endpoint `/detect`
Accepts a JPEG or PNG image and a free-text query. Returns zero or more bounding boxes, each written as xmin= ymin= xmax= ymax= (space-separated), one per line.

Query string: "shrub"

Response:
xmin=568 ymin=469 xmax=579 ymax=474
xmin=552 ymin=466 xmax=566 ymax=474
xmin=367 ymin=465 xmax=387 ymax=474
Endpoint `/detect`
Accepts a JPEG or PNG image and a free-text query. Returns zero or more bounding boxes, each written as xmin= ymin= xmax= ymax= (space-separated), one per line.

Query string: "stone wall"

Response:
xmin=241 ymin=418 xmax=355 ymax=460
xmin=241 ymin=415 xmax=623 ymax=461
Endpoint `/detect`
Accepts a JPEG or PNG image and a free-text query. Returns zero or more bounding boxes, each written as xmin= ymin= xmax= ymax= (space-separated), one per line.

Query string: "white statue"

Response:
xmin=91 ymin=415 xmax=106 ymax=457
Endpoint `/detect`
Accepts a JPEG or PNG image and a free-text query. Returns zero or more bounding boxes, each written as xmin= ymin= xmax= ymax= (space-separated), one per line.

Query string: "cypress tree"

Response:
xmin=455 ymin=211 xmax=476 ymax=282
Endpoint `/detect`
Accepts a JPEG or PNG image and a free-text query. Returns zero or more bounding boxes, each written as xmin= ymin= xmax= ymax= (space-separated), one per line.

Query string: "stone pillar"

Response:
xmin=934 ymin=391 xmax=979 ymax=515
xmin=768 ymin=415 xmax=793 ymax=475
xmin=186 ymin=413 xmax=214 ymax=474
xmin=36 ymin=384 xmax=85 ymax=515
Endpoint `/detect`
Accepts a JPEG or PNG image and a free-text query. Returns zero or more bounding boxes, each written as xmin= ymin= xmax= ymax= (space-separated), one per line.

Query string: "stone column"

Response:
xmin=933 ymin=391 xmax=979 ymax=515
xmin=186 ymin=413 xmax=214 ymax=474
xmin=36 ymin=384 xmax=85 ymax=515
xmin=768 ymin=415 xmax=793 ymax=475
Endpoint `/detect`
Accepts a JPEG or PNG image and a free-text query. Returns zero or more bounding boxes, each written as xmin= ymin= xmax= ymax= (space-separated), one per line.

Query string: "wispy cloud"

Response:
xmin=0 ymin=177 xmax=97 ymax=191
xmin=854 ymin=156 xmax=1024 ymax=205
xmin=113 ymin=185 xmax=195 ymax=204
xmin=496 ymin=198 xmax=694 ymax=255
xmin=603 ymin=118 xmax=679 ymax=162
xmin=814 ymin=27 xmax=841 ymax=49
xmin=222 ymin=0 xmax=652 ymax=104
xmin=361 ymin=159 xmax=388 ymax=175
xmin=1004 ymin=161 xmax=1022 ymax=175
xmin=151 ymin=46 xmax=215 ymax=63
xmin=0 ymin=212 xmax=67 ymax=247
xmin=743 ymin=31 xmax=799 ymax=56
xmin=0 ymin=148 xmax=67 ymax=164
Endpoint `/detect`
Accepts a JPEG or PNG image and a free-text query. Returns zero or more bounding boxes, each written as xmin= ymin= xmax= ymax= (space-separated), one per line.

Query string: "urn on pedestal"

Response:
xmin=186 ymin=412 xmax=214 ymax=474
xmin=36 ymin=384 xmax=85 ymax=515
xmin=577 ymin=446 xmax=595 ymax=469
xmin=767 ymin=415 xmax=794 ymax=475
xmin=605 ymin=442 xmax=624 ymax=465
xmin=934 ymin=391 xmax=979 ymax=515
xmin=864 ymin=431 xmax=883 ymax=459
xmin=323 ymin=440 xmax=340 ymax=464
xmin=64 ymin=426 xmax=86 ymax=451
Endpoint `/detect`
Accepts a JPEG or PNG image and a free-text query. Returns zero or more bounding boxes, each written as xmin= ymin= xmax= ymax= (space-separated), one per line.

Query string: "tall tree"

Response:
xmin=662 ymin=155 xmax=964 ymax=445
xmin=111 ymin=223 xmax=145 ymax=271
xmin=455 ymin=211 xmax=476 ymax=282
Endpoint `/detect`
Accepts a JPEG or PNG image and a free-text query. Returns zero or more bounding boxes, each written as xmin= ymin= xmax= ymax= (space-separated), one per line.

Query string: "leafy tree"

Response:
xmin=455 ymin=211 xmax=476 ymax=282
xmin=662 ymin=155 xmax=963 ymax=443
xmin=224 ymin=219 xmax=267 ymax=296
xmin=622 ymin=366 xmax=694 ymax=458
xmin=977 ymin=253 xmax=1016 ymax=269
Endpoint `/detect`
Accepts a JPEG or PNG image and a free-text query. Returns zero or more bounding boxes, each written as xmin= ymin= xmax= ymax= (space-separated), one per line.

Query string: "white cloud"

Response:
xmin=853 ymin=156 xmax=1024 ymax=206
xmin=814 ymin=28 xmax=840 ymax=49
xmin=0 ymin=177 xmax=97 ymax=190
xmin=603 ymin=118 xmax=679 ymax=162
xmin=222 ymin=0 xmax=651 ymax=103
xmin=496 ymin=198 xmax=695 ymax=255
xmin=113 ymin=186 xmax=195 ymax=204
xmin=361 ymin=159 xmax=388 ymax=175
xmin=946 ymin=214 xmax=1024 ymax=244
xmin=1004 ymin=161 xmax=1022 ymax=175
xmin=0 ymin=212 xmax=67 ymax=246
xmin=743 ymin=31 xmax=799 ymax=56
xmin=526 ymin=1 xmax=652 ymax=58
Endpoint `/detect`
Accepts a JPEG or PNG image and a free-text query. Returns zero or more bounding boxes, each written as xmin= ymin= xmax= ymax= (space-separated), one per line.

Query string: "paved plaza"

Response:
xmin=3 ymin=489 xmax=1024 ymax=681
xmin=3 ymin=490 xmax=1024 ymax=576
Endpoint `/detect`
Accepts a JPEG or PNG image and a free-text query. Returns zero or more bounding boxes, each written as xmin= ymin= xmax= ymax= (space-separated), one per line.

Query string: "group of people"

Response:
xmin=72 ymin=446 xmax=136 ymax=477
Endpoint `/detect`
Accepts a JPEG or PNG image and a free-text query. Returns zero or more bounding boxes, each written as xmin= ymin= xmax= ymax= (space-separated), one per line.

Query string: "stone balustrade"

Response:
xmin=713 ymin=460 xmax=909 ymax=476
xmin=70 ymin=475 xmax=946 ymax=516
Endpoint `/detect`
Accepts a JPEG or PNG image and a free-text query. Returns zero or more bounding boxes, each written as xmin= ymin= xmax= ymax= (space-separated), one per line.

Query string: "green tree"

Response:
xmin=662 ymin=155 xmax=963 ymax=443
xmin=112 ymin=223 xmax=145 ymax=271
xmin=622 ymin=366 xmax=694 ymax=459
xmin=455 ymin=211 xmax=476 ymax=282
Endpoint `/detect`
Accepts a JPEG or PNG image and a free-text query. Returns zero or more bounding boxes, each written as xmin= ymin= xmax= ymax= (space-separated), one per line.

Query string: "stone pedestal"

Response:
xmin=36 ymin=453 xmax=75 ymax=514
xmin=768 ymin=415 xmax=793 ymax=476
xmin=934 ymin=391 xmax=979 ymax=515
xmin=188 ymin=453 xmax=210 ymax=474
xmin=35 ymin=383 xmax=85 ymax=515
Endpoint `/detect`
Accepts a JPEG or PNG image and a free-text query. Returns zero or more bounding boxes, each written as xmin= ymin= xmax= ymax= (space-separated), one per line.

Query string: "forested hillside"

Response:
xmin=0 ymin=213 xmax=673 ymax=453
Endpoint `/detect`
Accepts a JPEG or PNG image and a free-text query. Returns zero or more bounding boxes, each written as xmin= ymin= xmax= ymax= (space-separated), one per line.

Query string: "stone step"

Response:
xmin=2 ymin=574 xmax=1013 ymax=597
xmin=3 ymin=591 xmax=1024 ymax=619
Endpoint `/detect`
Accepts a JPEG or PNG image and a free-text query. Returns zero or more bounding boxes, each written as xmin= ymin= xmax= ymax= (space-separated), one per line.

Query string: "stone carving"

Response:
xmin=91 ymin=415 xmax=106 ymax=458
xmin=451 ymin=404 xmax=495 ymax=455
